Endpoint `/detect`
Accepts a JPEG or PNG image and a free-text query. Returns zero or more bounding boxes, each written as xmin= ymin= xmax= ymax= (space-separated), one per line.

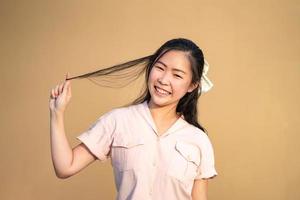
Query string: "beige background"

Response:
xmin=0 ymin=0 xmax=299 ymax=199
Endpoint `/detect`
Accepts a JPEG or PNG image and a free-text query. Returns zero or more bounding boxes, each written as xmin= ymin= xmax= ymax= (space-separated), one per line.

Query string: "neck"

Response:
xmin=147 ymin=100 xmax=180 ymax=121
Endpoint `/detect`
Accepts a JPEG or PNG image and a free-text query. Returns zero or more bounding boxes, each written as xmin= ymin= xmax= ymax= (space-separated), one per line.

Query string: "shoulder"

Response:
xmin=183 ymin=123 xmax=214 ymax=146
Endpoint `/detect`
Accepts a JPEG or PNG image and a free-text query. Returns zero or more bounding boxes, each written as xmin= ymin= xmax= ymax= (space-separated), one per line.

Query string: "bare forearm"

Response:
xmin=192 ymin=179 xmax=208 ymax=200
xmin=50 ymin=111 xmax=73 ymax=178
xmin=192 ymin=194 xmax=207 ymax=200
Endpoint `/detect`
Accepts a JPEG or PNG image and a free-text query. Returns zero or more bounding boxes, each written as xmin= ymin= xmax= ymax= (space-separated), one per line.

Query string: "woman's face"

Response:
xmin=148 ymin=50 xmax=198 ymax=108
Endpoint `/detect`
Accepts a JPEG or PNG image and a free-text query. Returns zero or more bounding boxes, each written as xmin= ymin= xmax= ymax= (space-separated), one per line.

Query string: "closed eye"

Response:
xmin=155 ymin=66 xmax=164 ymax=70
xmin=174 ymin=74 xmax=183 ymax=79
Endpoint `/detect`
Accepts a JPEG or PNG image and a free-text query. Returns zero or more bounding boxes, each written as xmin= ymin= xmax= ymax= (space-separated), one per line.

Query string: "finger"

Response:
xmin=50 ymin=89 xmax=54 ymax=98
xmin=62 ymin=80 xmax=72 ymax=98
xmin=67 ymin=81 xmax=72 ymax=97
xmin=62 ymin=80 xmax=70 ymax=95
xmin=55 ymin=85 xmax=60 ymax=96
xmin=59 ymin=82 xmax=64 ymax=94
xmin=51 ymin=88 xmax=56 ymax=99
xmin=63 ymin=72 xmax=71 ymax=92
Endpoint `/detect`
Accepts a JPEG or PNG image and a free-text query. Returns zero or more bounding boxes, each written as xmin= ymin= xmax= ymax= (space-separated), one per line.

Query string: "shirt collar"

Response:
xmin=139 ymin=101 xmax=188 ymax=137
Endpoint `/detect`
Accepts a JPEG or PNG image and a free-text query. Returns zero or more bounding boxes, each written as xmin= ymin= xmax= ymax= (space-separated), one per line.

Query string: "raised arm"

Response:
xmin=49 ymin=74 xmax=96 ymax=179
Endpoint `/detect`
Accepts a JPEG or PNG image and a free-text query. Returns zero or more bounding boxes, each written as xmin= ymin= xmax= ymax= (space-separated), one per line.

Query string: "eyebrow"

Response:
xmin=156 ymin=61 xmax=186 ymax=74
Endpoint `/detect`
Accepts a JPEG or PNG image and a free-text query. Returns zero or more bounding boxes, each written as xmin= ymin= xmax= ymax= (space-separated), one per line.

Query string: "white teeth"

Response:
xmin=155 ymin=86 xmax=170 ymax=95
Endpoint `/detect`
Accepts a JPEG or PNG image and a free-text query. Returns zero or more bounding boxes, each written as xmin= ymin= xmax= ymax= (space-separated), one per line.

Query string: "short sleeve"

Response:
xmin=195 ymin=134 xmax=218 ymax=180
xmin=76 ymin=110 xmax=117 ymax=162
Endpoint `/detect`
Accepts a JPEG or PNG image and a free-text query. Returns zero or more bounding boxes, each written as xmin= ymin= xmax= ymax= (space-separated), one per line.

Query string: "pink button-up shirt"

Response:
xmin=77 ymin=101 xmax=217 ymax=200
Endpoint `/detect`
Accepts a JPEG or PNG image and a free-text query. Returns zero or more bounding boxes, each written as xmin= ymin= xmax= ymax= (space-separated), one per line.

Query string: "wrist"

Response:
xmin=50 ymin=109 xmax=65 ymax=118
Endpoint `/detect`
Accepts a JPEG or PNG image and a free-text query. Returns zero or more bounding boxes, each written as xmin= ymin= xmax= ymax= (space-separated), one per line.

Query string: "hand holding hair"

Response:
xmin=49 ymin=72 xmax=72 ymax=114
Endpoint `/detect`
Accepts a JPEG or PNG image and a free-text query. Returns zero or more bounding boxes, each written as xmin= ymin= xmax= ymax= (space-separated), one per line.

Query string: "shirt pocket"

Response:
xmin=111 ymin=134 xmax=145 ymax=172
xmin=167 ymin=141 xmax=201 ymax=182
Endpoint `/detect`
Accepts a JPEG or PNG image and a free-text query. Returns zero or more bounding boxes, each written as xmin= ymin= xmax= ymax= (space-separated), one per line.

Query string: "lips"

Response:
xmin=154 ymin=86 xmax=171 ymax=95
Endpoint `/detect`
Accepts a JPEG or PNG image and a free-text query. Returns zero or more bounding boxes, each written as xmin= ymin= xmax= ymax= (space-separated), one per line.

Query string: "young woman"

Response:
xmin=49 ymin=38 xmax=217 ymax=200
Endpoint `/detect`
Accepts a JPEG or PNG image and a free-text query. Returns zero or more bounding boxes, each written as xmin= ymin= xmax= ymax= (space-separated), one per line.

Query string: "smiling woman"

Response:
xmin=147 ymin=50 xmax=198 ymax=109
xmin=49 ymin=38 xmax=217 ymax=200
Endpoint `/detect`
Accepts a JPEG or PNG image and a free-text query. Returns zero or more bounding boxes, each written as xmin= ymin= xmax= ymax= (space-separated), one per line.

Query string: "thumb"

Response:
xmin=62 ymin=80 xmax=70 ymax=95
xmin=62 ymin=72 xmax=71 ymax=94
xmin=65 ymin=80 xmax=72 ymax=97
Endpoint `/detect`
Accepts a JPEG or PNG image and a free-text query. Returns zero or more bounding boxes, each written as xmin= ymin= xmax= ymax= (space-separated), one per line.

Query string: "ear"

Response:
xmin=187 ymin=82 xmax=199 ymax=93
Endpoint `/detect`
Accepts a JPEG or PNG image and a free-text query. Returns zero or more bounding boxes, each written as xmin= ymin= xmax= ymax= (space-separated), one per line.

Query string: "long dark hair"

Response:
xmin=67 ymin=38 xmax=207 ymax=133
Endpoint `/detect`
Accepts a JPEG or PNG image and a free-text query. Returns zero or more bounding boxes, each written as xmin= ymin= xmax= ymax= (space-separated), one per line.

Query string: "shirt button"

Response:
xmin=149 ymin=188 xmax=153 ymax=195
xmin=152 ymin=161 xmax=156 ymax=167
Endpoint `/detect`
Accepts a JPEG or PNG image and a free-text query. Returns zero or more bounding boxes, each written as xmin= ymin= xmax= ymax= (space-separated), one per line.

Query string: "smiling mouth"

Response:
xmin=154 ymin=86 xmax=171 ymax=96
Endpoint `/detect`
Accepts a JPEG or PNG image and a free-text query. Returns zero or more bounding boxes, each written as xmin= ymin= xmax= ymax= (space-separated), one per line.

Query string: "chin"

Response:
xmin=149 ymin=95 xmax=179 ymax=108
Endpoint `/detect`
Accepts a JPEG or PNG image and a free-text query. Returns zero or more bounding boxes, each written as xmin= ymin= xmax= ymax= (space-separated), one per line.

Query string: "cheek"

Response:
xmin=173 ymin=81 xmax=192 ymax=95
xmin=148 ymin=70 xmax=158 ymax=84
xmin=147 ymin=72 xmax=155 ymax=90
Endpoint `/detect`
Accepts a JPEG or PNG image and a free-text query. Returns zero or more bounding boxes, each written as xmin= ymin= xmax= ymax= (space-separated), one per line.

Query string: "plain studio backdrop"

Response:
xmin=0 ymin=0 xmax=299 ymax=199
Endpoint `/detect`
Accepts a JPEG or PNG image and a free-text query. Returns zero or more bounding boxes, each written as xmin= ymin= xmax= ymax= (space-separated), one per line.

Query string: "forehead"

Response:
xmin=156 ymin=50 xmax=191 ymax=72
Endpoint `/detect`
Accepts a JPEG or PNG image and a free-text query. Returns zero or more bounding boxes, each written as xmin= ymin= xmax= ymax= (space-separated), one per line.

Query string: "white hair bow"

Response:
xmin=199 ymin=59 xmax=213 ymax=93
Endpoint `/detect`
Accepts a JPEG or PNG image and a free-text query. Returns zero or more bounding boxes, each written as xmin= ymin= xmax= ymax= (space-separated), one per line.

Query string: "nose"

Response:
xmin=158 ymin=72 xmax=170 ymax=85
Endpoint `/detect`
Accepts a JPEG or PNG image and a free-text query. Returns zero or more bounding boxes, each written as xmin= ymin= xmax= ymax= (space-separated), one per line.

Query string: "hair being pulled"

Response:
xmin=67 ymin=38 xmax=208 ymax=134
xmin=66 ymin=55 xmax=153 ymax=88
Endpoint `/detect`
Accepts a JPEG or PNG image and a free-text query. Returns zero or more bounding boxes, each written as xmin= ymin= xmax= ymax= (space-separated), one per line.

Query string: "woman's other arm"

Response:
xmin=191 ymin=179 xmax=209 ymax=200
